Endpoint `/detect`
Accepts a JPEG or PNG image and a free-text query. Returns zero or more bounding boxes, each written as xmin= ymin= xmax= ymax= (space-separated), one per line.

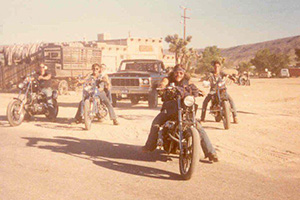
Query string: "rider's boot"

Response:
xmin=113 ymin=119 xmax=119 ymax=125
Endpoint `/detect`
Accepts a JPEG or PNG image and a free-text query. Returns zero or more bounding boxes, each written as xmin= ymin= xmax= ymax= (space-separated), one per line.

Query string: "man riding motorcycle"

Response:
xmin=142 ymin=64 xmax=218 ymax=162
xmin=200 ymin=60 xmax=238 ymax=123
xmin=35 ymin=63 xmax=55 ymax=119
xmin=73 ymin=63 xmax=119 ymax=125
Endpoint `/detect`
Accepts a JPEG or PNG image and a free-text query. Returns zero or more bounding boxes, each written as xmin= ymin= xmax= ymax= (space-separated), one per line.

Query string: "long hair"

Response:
xmin=167 ymin=64 xmax=190 ymax=83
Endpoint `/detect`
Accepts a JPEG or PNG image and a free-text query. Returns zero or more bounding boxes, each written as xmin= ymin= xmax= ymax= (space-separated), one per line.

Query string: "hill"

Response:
xmin=220 ymin=35 xmax=300 ymax=65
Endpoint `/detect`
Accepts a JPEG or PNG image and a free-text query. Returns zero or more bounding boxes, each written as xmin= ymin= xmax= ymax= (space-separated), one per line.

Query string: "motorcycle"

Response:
xmin=203 ymin=79 xmax=231 ymax=129
xmin=6 ymin=71 xmax=59 ymax=126
xmin=156 ymin=84 xmax=201 ymax=180
xmin=79 ymin=76 xmax=108 ymax=130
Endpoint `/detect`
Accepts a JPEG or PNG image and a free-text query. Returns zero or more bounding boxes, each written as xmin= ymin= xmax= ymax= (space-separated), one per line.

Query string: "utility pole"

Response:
xmin=180 ymin=6 xmax=190 ymax=40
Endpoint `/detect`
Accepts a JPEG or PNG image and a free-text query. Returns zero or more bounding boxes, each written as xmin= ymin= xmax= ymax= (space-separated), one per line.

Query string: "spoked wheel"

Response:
xmin=58 ymin=80 xmax=69 ymax=95
xmin=7 ymin=100 xmax=25 ymax=126
xmin=96 ymin=102 xmax=108 ymax=122
xmin=222 ymin=101 xmax=231 ymax=130
xmin=84 ymin=99 xmax=93 ymax=130
xmin=179 ymin=127 xmax=200 ymax=180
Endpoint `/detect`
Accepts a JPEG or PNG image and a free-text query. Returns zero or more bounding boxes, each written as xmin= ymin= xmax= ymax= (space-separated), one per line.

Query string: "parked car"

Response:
xmin=109 ymin=59 xmax=167 ymax=108
xmin=280 ymin=68 xmax=290 ymax=78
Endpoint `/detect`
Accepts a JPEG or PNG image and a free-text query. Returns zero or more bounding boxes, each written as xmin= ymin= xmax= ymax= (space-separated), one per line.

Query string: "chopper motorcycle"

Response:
xmin=6 ymin=71 xmax=59 ymax=126
xmin=204 ymin=79 xmax=231 ymax=130
xmin=156 ymin=84 xmax=201 ymax=180
xmin=78 ymin=76 xmax=108 ymax=130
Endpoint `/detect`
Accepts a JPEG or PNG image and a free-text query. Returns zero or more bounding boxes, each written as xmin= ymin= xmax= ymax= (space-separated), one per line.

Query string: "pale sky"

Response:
xmin=0 ymin=0 xmax=299 ymax=48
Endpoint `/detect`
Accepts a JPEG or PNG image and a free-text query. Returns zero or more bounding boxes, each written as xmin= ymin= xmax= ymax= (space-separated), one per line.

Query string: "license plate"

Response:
xmin=121 ymin=89 xmax=129 ymax=94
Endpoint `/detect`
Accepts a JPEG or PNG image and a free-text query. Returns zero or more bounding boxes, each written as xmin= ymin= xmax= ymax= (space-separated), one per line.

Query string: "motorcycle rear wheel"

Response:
xmin=179 ymin=127 xmax=200 ymax=180
xmin=84 ymin=99 xmax=93 ymax=130
xmin=7 ymin=99 xmax=25 ymax=127
xmin=222 ymin=101 xmax=231 ymax=130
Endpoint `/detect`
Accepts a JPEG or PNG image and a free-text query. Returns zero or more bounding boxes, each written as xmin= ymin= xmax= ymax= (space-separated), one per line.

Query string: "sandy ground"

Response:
xmin=0 ymin=78 xmax=299 ymax=200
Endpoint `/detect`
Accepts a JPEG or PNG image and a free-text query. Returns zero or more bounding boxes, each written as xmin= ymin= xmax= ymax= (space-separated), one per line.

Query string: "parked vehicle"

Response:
xmin=79 ymin=76 xmax=108 ymax=130
xmin=280 ymin=68 xmax=290 ymax=78
xmin=203 ymin=79 xmax=231 ymax=130
xmin=287 ymin=68 xmax=300 ymax=77
xmin=156 ymin=84 xmax=201 ymax=180
xmin=6 ymin=71 xmax=59 ymax=126
xmin=109 ymin=59 xmax=167 ymax=108
xmin=0 ymin=43 xmax=102 ymax=94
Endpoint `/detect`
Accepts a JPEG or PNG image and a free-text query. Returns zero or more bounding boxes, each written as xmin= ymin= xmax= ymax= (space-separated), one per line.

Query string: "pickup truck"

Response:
xmin=109 ymin=59 xmax=167 ymax=108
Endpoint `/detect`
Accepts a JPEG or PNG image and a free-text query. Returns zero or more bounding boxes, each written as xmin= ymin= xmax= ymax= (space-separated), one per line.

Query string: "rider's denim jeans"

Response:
xmin=144 ymin=112 xmax=216 ymax=157
xmin=75 ymin=89 xmax=117 ymax=121
xmin=200 ymin=93 xmax=237 ymax=120
xmin=41 ymin=87 xmax=53 ymax=106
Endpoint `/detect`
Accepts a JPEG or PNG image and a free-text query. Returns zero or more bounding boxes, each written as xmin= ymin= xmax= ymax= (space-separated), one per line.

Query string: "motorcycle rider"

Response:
xmin=35 ymin=63 xmax=55 ymax=118
xmin=73 ymin=63 xmax=119 ymax=125
xmin=100 ymin=64 xmax=113 ymax=103
xmin=142 ymin=64 xmax=218 ymax=162
xmin=200 ymin=60 xmax=238 ymax=123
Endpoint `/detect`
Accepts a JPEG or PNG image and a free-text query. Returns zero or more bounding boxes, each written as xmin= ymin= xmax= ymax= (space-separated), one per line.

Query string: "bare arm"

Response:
xmin=159 ymin=77 xmax=169 ymax=88
xmin=38 ymin=73 xmax=51 ymax=80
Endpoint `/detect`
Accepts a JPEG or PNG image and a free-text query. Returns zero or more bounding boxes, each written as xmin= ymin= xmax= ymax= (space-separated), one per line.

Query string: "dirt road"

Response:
xmin=0 ymin=78 xmax=299 ymax=200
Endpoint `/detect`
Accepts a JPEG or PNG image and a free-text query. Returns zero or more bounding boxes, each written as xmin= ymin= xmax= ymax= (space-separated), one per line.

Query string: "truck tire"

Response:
xmin=58 ymin=80 xmax=68 ymax=95
xmin=130 ymin=96 xmax=140 ymax=105
xmin=148 ymin=90 xmax=158 ymax=108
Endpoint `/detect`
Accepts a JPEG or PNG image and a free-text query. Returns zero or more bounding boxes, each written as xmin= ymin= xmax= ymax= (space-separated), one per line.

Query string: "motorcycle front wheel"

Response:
xmin=222 ymin=101 xmax=231 ymax=130
xmin=84 ymin=99 xmax=93 ymax=130
xmin=179 ymin=127 xmax=200 ymax=180
xmin=7 ymin=99 xmax=25 ymax=127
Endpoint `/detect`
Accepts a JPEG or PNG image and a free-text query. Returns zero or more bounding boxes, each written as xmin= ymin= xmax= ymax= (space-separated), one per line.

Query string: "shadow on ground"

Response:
xmin=0 ymin=115 xmax=10 ymax=127
xmin=58 ymin=102 xmax=79 ymax=108
xmin=114 ymin=102 xmax=161 ymax=111
xmin=22 ymin=136 xmax=182 ymax=180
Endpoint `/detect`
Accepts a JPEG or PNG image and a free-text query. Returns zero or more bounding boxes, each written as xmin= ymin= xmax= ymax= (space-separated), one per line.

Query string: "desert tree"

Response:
xmin=196 ymin=46 xmax=221 ymax=73
xmin=165 ymin=34 xmax=192 ymax=67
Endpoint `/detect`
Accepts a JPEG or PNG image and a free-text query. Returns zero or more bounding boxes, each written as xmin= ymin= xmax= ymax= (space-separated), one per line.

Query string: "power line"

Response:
xmin=180 ymin=6 xmax=190 ymax=40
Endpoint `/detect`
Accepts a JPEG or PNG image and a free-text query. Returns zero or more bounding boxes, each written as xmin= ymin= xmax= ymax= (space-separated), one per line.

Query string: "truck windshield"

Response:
xmin=119 ymin=61 xmax=159 ymax=72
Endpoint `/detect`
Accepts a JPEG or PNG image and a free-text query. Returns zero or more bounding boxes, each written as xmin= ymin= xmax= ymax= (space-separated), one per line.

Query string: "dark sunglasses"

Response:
xmin=93 ymin=68 xmax=100 ymax=70
xmin=175 ymin=71 xmax=184 ymax=75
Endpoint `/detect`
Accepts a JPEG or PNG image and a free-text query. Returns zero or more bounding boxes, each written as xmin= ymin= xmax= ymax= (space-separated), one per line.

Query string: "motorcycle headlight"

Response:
xmin=18 ymin=83 xmax=24 ymax=89
xmin=184 ymin=96 xmax=195 ymax=107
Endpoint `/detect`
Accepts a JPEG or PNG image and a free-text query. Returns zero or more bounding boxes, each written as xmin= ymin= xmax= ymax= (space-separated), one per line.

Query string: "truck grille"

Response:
xmin=111 ymin=79 xmax=139 ymax=86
